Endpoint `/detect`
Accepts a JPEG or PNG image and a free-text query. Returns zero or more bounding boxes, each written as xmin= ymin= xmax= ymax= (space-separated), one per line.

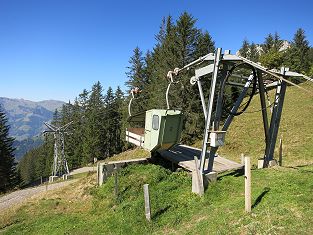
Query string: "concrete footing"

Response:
xmin=258 ymin=159 xmax=278 ymax=169
xmin=269 ymin=159 xmax=277 ymax=167
xmin=258 ymin=159 xmax=264 ymax=169
xmin=62 ymin=174 xmax=69 ymax=180
xmin=49 ymin=176 xmax=58 ymax=183
xmin=192 ymin=171 xmax=217 ymax=195
xmin=97 ymin=158 xmax=148 ymax=186
xmin=205 ymin=171 xmax=218 ymax=183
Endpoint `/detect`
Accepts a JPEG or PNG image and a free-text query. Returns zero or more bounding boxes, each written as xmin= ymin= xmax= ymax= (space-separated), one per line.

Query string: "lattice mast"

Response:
xmin=43 ymin=121 xmax=73 ymax=176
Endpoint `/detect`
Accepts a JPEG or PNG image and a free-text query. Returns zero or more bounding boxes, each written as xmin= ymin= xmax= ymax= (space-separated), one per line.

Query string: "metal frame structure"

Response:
xmin=167 ymin=48 xmax=312 ymax=175
xmin=43 ymin=121 xmax=73 ymax=177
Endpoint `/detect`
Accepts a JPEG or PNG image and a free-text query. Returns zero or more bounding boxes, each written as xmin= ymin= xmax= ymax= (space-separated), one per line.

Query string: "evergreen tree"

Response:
xmin=143 ymin=12 xmax=216 ymax=144
xmin=145 ymin=15 xmax=177 ymax=111
xmin=103 ymin=87 xmax=115 ymax=157
xmin=273 ymin=32 xmax=283 ymax=52
xmin=262 ymin=33 xmax=274 ymax=53
xmin=260 ymin=32 xmax=284 ymax=69
xmin=51 ymin=109 xmax=61 ymax=126
xmin=175 ymin=12 xmax=200 ymax=65
xmin=113 ymin=87 xmax=125 ymax=153
xmin=125 ymin=47 xmax=148 ymax=113
xmin=83 ymin=81 xmax=106 ymax=162
xmin=308 ymin=47 xmax=313 ymax=64
xmin=285 ymin=28 xmax=310 ymax=73
xmin=239 ymin=39 xmax=250 ymax=58
xmin=155 ymin=17 xmax=166 ymax=46
xmin=249 ymin=42 xmax=259 ymax=62
xmin=0 ymin=107 xmax=18 ymax=192
xmin=259 ymin=49 xmax=284 ymax=69
xmin=125 ymin=47 xmax=146 ymax=91
xmin=194 ymin=30 xmax=215 ymax=58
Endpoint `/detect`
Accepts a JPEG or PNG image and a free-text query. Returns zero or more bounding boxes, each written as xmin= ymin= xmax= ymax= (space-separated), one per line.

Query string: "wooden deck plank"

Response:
xmin=159 ymin=144 xmax=243 ymax=173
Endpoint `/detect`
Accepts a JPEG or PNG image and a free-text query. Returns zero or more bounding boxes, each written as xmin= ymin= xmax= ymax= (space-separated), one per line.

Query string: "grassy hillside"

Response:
xmin=1 ymin=164 xmax=312 ymax=234
xmin=195 ymin=82 xmax=313 ymax=167
xmin=1 ymin=83 xmax=313 ymax=234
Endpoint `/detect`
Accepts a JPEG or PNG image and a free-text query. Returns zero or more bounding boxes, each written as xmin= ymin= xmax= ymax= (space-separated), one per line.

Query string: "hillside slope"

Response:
xmin=1 ymin=83 xmax=313 ymax=234
xmin=195 ymin=82 xmax=313 ymax=167
xmin=1 ymin=164 xmax=312 ymax=234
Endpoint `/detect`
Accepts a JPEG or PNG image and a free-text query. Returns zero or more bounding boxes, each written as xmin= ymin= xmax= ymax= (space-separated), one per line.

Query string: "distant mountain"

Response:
xmin=0 ymin=97 xmax=65 ymax=140
xmin=0 ymin=97 xmax=65 ymax=160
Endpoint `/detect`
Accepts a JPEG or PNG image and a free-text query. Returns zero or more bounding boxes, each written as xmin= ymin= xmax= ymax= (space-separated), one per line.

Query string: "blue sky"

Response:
xmin=0 ymin=0 xmax=312 ymax=102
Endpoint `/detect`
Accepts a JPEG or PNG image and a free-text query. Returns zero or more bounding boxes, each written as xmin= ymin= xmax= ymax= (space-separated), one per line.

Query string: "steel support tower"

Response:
xmin=43 ymin=121 xmax=73 ymax=177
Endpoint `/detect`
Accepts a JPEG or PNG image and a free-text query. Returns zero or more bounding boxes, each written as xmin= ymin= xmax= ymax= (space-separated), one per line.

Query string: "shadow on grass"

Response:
xmin=120 ymin=186 xmax=131 ymax=195
xmin=152 ymin=205 xmax=171 ymax=220
xmin=284 ymin=164 xmax=313 ymax=173
xmin=150 ymin=153 xmax=179 ymax=172
xmin=252 ymin=187 xmax=270 ymax=209
xmin=217 ymin=168 xmax=244 ymax=181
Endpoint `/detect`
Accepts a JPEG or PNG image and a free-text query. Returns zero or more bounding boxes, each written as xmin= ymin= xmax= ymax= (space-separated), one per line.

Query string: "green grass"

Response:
xmin=1 ymin=163 xmax=313 ymax=234
xmin=1 ymin=83 xmax=313 ymax=234
xmin=104 ymin=148 xmax=150 ymax=162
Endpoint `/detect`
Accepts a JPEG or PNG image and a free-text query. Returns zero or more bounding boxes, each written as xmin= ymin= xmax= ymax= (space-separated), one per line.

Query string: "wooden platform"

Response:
xmin=158 ymin=144 xmax=243 ymax=173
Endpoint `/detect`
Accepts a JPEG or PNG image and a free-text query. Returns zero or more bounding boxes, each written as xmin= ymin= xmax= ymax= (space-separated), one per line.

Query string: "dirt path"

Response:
xmin=69 ymin=166 xmax=96 ymax=175
xmin=0 ymin=166 xmax=96 ymax=211
xmin=0 ymin=179 xmax=78 ymax=211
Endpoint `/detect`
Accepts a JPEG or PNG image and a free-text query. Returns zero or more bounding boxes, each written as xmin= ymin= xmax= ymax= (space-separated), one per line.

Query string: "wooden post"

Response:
xmin=98 ymin=163 xmax=104 ymax=186
xmin=143 ymin=184 xmax=151 ymax=221
xmin=279 ymin=138 xmax=283 ymax=166
xmin=114 ymin=171 xmax=118 ymax=200
xmin=193 ymin=156 xmax=204 ymax=196
xmin=241 ymin=153 xmax=245 ymax=165
xmin=245 ymin=156 xmax=251 ymax=213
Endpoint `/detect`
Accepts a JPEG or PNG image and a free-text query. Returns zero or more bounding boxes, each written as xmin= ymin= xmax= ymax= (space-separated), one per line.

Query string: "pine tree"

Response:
xmin=70 ymin=98 xmax=85 ymax=167
xmin=260 ymin=32 xmax=284 ymax=69
xmin=175 ymin=12 xmax=200 ymax=65
xmin=285 ymin=28 xmax=310 ymax=73
xmin=125 ymin=47 xmax=146 ymax=91
xmin=103 ymin=87 xmax=115 ymax=157
xmin=308 ymin=47 xmax=313 ymax=64
xmin=0 ymin=107 xmax=18 ymax=192
xmin=262 ymin=33 xmax=274 ymax=53
xmin=273 ymin=32 xmax=283 ymax=52
xmin=194 ymin=30 xmax=215 ymax=58
xmin=249 ymin=42 xmax=259 ymax=62
xmin=239 ymin=39 xmax=250 ymax=58
xmin=83 ymin=81 xmax=106 ymax=162
xmin=259 ymin=49 xmax=284 ymax=69
xmin=51 ymin=109 xmax=61 ymax=126
xmin=148 ymin=15 xmax=178 ymax=109
xmin=155 ymin=17 xmax=166 ymax=46
xmin=113 ymin=87 xmax=125 ymax=153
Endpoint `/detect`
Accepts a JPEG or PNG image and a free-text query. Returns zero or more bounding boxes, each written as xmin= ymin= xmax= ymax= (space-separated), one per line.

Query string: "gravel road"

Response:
xmin=0 ymin=179 xmax=78 ymax=211
xmin=69 ymin=166 xmax=96 ymax=175
xmin=0 ymin=166 xmax=96 ymax=211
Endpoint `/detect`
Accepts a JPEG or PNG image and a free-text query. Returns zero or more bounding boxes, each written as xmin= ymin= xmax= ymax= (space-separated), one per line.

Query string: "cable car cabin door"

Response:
xmin=159 ymin=114 xmax=182 ymax=150
xmin=143 ymin=111 xmax=153 ymax=151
